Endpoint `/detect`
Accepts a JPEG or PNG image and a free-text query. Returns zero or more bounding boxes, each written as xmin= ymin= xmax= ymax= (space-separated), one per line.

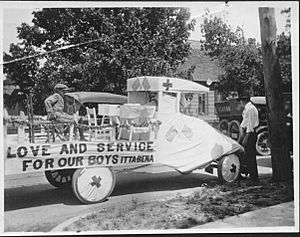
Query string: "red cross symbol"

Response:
xmin=163 ymin=79 xmax=173 ymax=91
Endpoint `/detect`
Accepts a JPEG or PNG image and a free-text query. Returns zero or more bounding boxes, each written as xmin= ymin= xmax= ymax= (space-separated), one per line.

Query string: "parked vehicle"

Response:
xmin=215 ymin=93 xmax=292 ymax=156
xmin=65 ymin=91 xmax=127 ymax=113
xmin=4 ymin=77 xmax=246 ymax=204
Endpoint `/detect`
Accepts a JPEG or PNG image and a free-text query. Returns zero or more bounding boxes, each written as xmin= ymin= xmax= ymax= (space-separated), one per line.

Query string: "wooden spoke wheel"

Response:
xmin=256 ymin=130 xmax=271 ymax=156
xmin=217 ymin=154 xmax=241 ymax=183
xmin=45 ymin=169 xmax=75 ymax=188
xmin=72 ymin=167 xmax=116 ymax=204
xmin=228 ymin=120 xmax=240 ymax=141
xmin=218 ymin=119 xmax=230 ymax=136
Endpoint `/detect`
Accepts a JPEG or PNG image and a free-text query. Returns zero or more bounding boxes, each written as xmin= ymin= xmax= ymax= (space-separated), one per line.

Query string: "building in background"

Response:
xmin=177 ymin=40 xmax=224 ymax=123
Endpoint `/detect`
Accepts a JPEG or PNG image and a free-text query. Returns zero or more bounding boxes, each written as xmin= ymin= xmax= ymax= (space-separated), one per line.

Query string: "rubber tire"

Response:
xmin=256 ymin=130 xmax=271 ymax=156
xmin=217 ymin=154 xmax=241 ymax=183
xmin=72 ymin=167 xmax=116 ymax=204
xmin=45 ymin=169 xmax=75 ymax=188
xmin=219 ymin=119 xmax=230 ymax=136
xmin=228 ymin=120 xmax=240 ymax=141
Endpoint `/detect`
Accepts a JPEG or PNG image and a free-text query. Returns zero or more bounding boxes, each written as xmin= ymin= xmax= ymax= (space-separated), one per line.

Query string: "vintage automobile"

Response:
xmin=215 ymin=94 xmax=292 ymax=156
xmin=215 ymin=96 xmax=270 ymax=156
xmin=4 ymin=77 xmax=246 ymax=204
xmin=64 ymin=91 xmax=127 ymax=113
xmin=46 ymin=92 xmax=127 ymax=188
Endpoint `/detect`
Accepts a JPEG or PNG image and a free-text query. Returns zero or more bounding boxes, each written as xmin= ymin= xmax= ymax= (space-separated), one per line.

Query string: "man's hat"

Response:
xmin=237 ymin=91 xmax=251 ymax=101
xmin=54 ymin=83 xmax=69 ymax=91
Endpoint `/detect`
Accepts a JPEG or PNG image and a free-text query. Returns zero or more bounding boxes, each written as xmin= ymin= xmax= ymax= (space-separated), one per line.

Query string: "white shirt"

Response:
xmin=44 ymin=93 xmax=64 ymax=114
xmin=240 ymin=102 xmax=259 ymax=133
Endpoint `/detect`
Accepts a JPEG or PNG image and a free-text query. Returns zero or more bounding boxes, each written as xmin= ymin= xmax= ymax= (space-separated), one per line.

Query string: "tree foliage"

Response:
xmin=277 ymin=8 xmax=291 ymax=92
xmin=277 ymin=32 xmax=291 ymax=92
xmin=281 ymin=8 xmax=291 ymax=33
xmin=3 ymin=43 xmax=41 ymax=111
xmin=200 ymin=10 xmax=292 ymax=97
xmin=4 ymin=8 xmax=195 ymax=114
xmin=217 ymin=41 xmax=264 ymax=96
xmin=200 ymin=12 xmax=242 ymax=59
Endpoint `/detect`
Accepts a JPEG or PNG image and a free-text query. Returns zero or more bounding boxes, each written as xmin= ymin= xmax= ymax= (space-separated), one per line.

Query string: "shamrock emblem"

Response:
xmin=91 ymin=175 xmax=102 ymax=188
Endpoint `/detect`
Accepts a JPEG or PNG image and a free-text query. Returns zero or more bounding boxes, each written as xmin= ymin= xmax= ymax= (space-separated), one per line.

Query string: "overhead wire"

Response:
xmin=1 ymin=38 xmax=102 ymax=66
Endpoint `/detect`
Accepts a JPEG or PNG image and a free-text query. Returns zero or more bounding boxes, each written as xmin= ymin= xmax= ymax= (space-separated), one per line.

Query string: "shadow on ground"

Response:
xmin=4 ymin=171 xmax=217 ymax=211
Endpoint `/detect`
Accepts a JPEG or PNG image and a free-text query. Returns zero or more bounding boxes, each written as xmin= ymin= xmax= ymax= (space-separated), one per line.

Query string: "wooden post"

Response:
xmin=26 ymin=92 xmax=35 ymax=143
xmin=18 ymin=125 xmax=26 ymax=143
xmin=18 ymin=111 xmax=27 ymax=143
xmin=52 ymin=122 xmax=56 ymax=142
xmin=259 ymin=8 xmax=293 ymax=181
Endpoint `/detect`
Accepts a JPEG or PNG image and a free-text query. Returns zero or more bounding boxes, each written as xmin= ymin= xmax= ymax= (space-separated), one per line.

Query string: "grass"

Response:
xmin=64 ymin=175 xmax=294 ymax=231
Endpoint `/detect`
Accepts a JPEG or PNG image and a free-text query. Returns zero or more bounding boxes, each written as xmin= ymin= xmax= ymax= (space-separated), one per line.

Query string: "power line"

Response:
xmin=191 ymin=3 xmax=231 ymax=20
xmin=1 ymin=38 xmax=102 ymax=66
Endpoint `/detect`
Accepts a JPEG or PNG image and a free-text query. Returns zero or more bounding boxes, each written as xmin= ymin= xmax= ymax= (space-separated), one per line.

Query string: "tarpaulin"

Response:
xmin=154 ymin=113 xmax=244 ymax=173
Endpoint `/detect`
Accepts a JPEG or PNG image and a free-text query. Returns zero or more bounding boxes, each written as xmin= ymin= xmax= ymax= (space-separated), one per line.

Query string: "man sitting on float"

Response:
xmin=44 ymin=83 xmax=87 ymax=141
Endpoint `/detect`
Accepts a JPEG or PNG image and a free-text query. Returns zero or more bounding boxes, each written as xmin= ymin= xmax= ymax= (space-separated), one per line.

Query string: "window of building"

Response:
xmin=179 ymin=92 xmax=206 ymax=118
xmin=198 ymin=94 xmax=206 ymax=115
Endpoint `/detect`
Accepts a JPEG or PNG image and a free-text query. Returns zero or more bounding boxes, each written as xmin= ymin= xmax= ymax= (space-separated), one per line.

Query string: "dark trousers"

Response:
xmin=243 ymin=132 xmax=259 ymax=181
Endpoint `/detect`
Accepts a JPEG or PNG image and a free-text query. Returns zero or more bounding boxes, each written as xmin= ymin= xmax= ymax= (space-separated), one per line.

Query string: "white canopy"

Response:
xmin=127 ymin=76 xmax=209 ymax=93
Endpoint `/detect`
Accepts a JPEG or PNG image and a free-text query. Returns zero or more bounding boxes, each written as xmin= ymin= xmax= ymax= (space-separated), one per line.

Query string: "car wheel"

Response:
xmin=228 ymin=120 xmax=240 ymax=141
xmin=72 ymin=167 xmax=116 ymax=204
xmin=217 ymin=154 xmax=241 ymax=183
xmin=45 ymin=169 xmax=75 ymax=188
xmin=219 ymin=119 xmax=229 ymax=136
xmin=256 ymin=130 xmax=271 ymax=156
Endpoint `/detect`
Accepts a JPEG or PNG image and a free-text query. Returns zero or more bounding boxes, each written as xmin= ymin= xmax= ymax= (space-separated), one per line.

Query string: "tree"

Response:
xmin=3 ymin=43 xmax=41 ymax=112
xmin=281 ymin=8 xmax=291 ymax=32
xmin=200 ymin=9 xmax=292 ymax=97
xmin=200 ymin=14 xmax=264 ymax=96
xmin=4 ymin=8 xmax=195 ymax=114
xmin=200 ymin=11 xmax=241 ymax=59
xmin=217 ymin=42 xmax=265 ymax=95
xmin=259 ymin=7 xmax=292 ymax=181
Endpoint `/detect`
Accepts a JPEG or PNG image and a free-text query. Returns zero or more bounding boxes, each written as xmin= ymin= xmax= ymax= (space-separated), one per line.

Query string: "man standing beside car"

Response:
xmin=237 ymin=91 xmax=260 ymax=184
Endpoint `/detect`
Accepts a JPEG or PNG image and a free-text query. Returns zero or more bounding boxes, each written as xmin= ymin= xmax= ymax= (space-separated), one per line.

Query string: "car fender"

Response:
xmin=256 ymin=125 xmax=268 ymax=134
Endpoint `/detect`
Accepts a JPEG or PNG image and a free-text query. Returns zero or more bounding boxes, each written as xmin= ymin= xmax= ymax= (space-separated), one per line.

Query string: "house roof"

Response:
xmin=178 ymin=40 xmax=224 ymax=83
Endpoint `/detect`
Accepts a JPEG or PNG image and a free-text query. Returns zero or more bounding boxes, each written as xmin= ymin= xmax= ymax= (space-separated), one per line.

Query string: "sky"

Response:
xmin=0 ymin=1 xmax=297 ymax=53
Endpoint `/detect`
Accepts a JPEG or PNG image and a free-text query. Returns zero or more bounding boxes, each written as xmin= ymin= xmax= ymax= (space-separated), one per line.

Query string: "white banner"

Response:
xmin=5 ymin=141 xmax=156 ymax=175
xmin=5 ymin=114 xmax=244 ymax=175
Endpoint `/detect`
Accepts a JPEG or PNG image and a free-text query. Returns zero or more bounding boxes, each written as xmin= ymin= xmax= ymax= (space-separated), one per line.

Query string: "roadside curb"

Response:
xmin=51 ymin=212 xmax=92 ymax=232
xmin=193 ymin=201 xmax=295 ymax=229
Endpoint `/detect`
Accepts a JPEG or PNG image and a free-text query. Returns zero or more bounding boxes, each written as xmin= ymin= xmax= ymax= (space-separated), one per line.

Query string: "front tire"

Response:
xmin=217 ymin=154 xmax=241 ymax=183
xmin=72 ymin=167 xmax=116 ymax=204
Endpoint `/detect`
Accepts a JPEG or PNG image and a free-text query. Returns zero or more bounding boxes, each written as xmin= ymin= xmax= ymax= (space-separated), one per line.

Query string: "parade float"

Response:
xmin=4 ymin=76 xmax=246 ymax=204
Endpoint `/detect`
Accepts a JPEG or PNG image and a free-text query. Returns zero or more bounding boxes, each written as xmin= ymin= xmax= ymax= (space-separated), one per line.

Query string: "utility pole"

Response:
xmin=259 ymin=8 xmax=292 ymax=181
